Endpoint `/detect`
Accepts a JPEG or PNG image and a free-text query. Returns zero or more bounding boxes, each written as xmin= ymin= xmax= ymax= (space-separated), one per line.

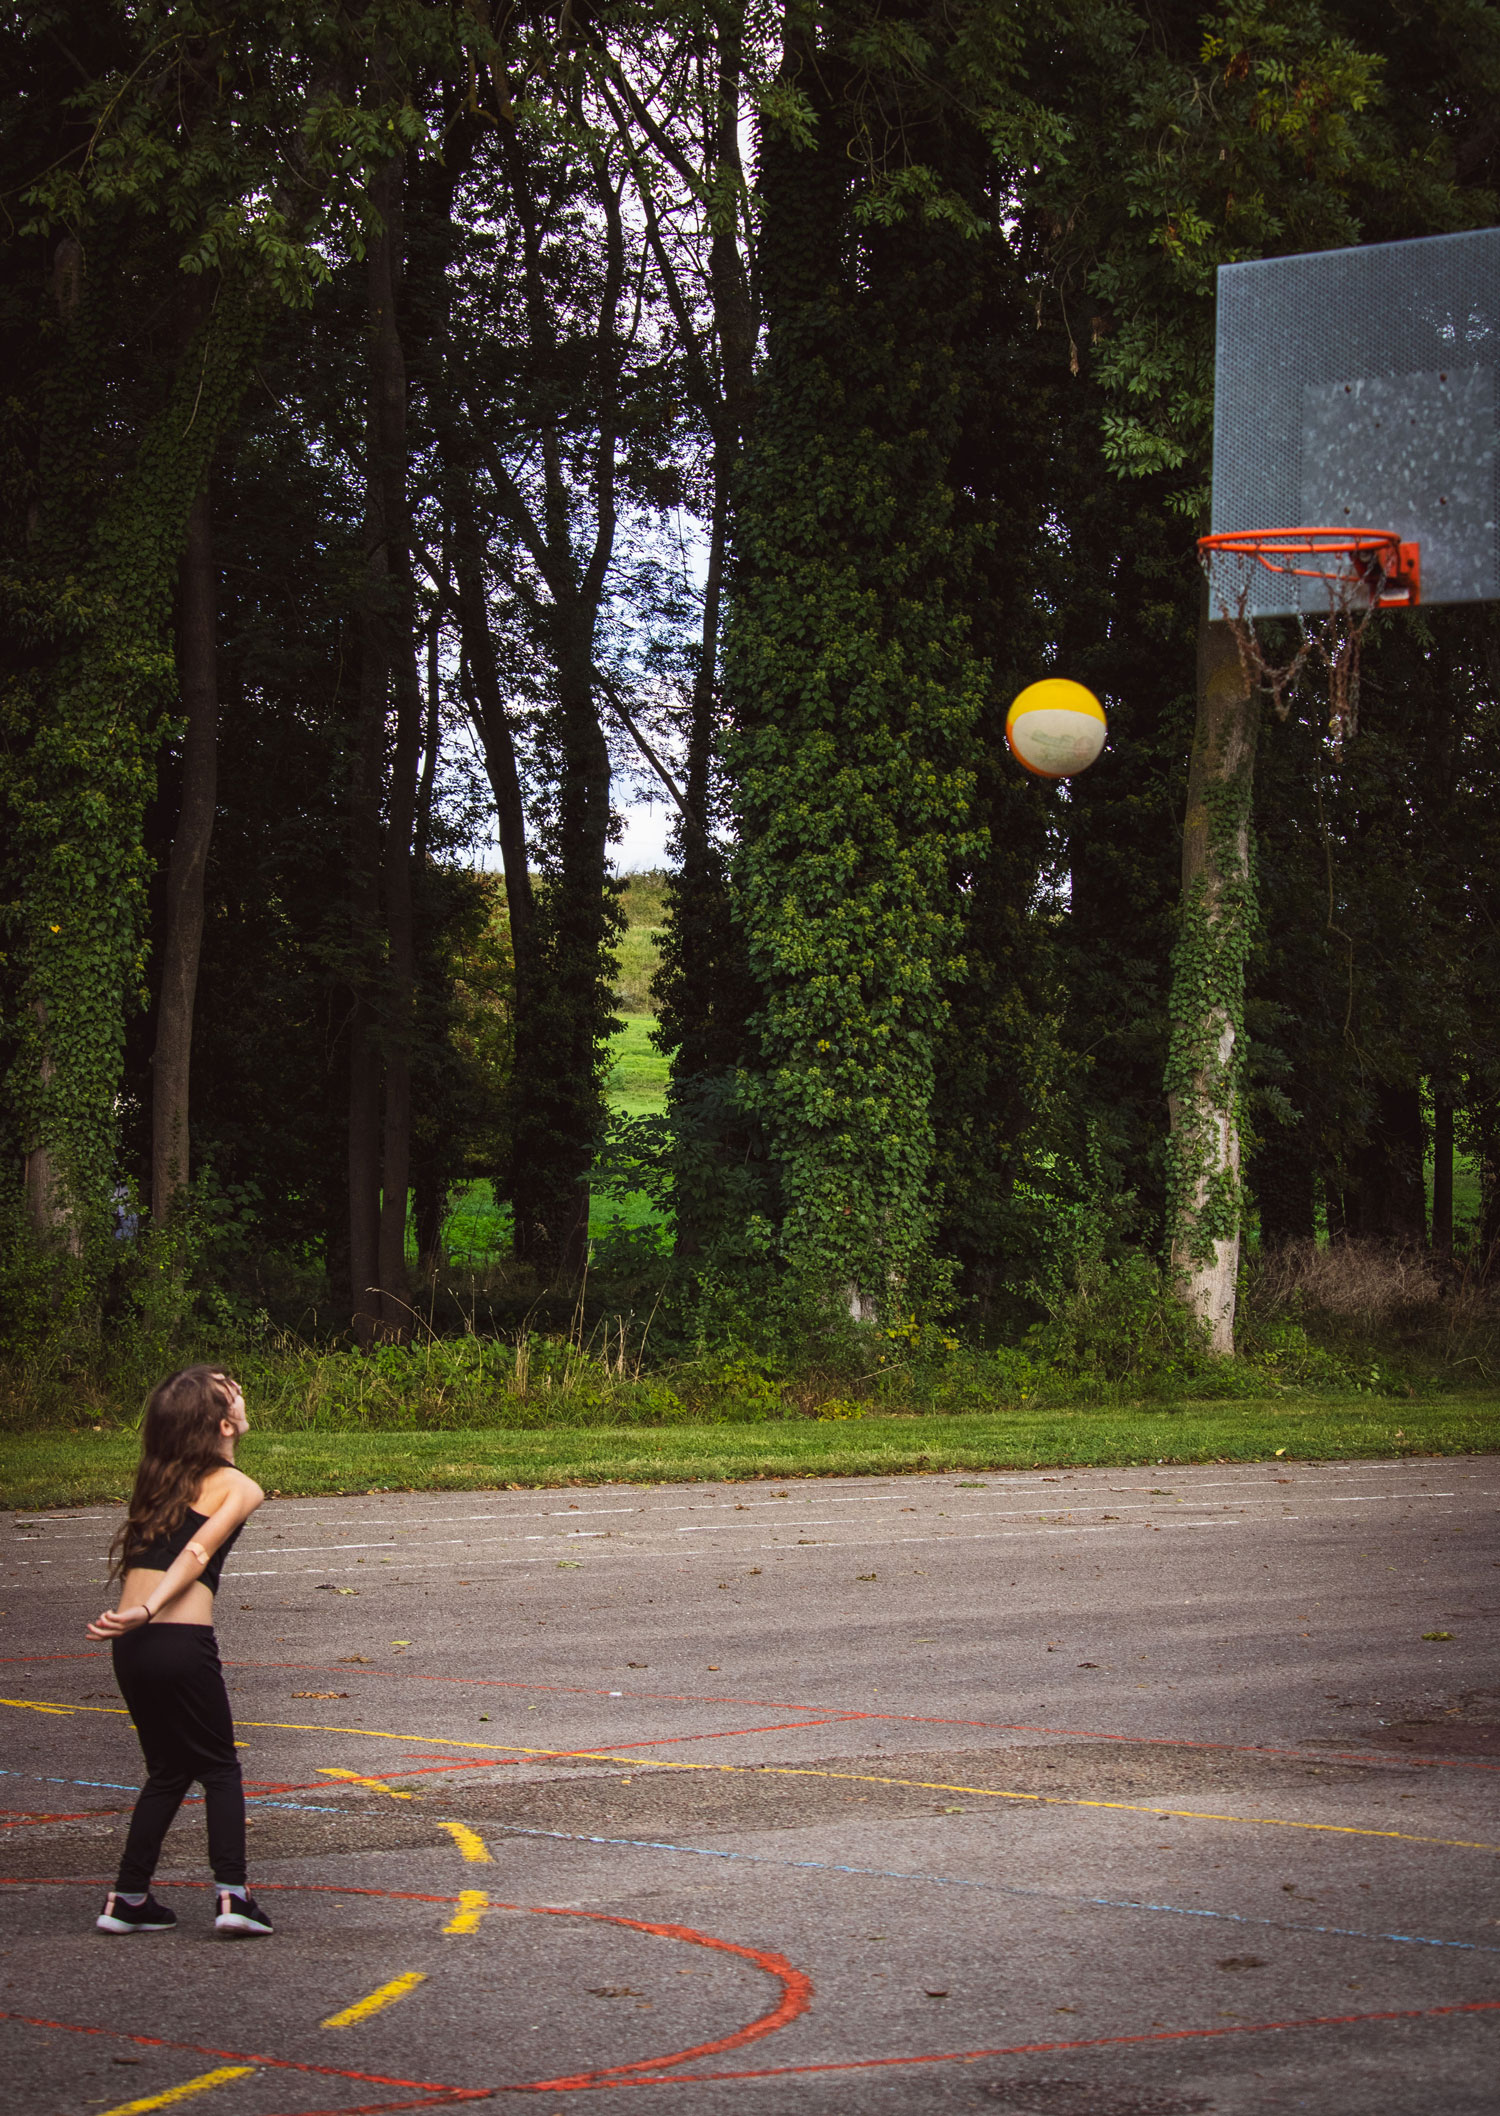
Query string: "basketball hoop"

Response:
xmin=1196 ymin=528 xmax=1421 ymax=754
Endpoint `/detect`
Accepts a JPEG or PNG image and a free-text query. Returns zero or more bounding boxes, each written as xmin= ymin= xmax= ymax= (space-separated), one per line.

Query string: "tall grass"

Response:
xmin=1243 ymin=1236 xmax=1499 ymax=1389
xmin=612 ymin=870 xmax=667 ymax=1015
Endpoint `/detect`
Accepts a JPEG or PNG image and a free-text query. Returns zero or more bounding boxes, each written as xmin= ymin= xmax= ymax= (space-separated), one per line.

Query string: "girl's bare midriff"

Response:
xmin=116 ymin=1567 xmax=217 ymax=1625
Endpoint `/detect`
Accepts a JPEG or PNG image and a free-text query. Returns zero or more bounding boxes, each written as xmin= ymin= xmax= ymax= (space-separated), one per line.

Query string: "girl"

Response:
xmin=87 ymin=1365 xmax=273 ymax=1937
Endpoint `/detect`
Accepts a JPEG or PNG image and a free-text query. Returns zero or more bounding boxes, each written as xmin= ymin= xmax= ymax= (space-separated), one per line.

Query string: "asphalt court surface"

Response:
xmin=1 ymin=1455 xmax=1497 ymax=2112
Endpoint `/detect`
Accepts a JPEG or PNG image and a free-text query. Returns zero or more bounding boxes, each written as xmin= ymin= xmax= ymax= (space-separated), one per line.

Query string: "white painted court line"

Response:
xmin=210 ymin=1488 xmax=1487 ymax=1566
xmin=216 ymin=1515 xmax=1264 ymax=1579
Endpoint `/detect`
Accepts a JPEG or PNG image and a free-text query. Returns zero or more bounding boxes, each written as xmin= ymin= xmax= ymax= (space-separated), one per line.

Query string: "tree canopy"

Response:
xmin=1 ymin=0 xmax=1495 ymax=1366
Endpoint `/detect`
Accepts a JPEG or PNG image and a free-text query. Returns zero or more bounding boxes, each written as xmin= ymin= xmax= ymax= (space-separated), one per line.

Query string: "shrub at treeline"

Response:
xmin=6 ymin=1242 xmax=1495 ymax=1439
xmin=1 ymin=2 xmax=1498 ymax=1406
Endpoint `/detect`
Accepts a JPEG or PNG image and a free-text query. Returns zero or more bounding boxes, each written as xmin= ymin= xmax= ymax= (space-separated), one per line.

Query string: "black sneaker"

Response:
xmin=97 ymin=1892 xmax=176 ymax=1934
xmin=215 ymin=1890 xmax=273 ymax=1937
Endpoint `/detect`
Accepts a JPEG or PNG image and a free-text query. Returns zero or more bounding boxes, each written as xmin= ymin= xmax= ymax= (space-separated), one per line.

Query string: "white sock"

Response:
xmin=217 ymin=1883 xmax=248 ymax=1900
xmin=115 ymin=1891 xmax=147 ymax=1907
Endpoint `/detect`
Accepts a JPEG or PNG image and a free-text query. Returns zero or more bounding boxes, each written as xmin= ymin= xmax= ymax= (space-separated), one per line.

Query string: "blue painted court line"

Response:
xmin=0 ymin=1768 xmax=137 ymax=1793
xmin=0 ymin=1767 xmax=340 ymax=1814
xmin=474 ymin=1819 xmax=1499 ymax=1957
xmin=245 ymin=1799 xmax=344 ymax=1813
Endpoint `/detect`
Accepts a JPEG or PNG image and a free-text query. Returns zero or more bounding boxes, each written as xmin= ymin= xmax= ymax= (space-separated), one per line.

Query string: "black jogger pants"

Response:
xmin=111 ymin=1623 xmax=246 ymax=1890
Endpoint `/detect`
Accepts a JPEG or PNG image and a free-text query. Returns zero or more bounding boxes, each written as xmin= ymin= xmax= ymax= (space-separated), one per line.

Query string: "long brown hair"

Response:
xmin=110 ymin=1366 xmax=238 ymax=1578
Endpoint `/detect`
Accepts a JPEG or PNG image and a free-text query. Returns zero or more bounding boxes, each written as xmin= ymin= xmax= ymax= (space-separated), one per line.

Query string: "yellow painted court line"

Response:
xmin=0 ymin=1697 xmax=512 ymax=1744
xmin=531 ymin=1751 xmax=1500 ymax=1856
xmin=732 ymin=1761 xmax=1500 ymax=1853
xmin=5 ymin=1696 xmax=1489 ymax=1854
xmin=440 ymin=1820 xmax=492 ymax=1863
xmin=316 ymin=1766 xmax=412 ymax=1800
xmin=444 ymin=1887 xmax=490 ymax=1935
xmin=98 ymin=2065 xmax=253 ymax=2115
xmin=321 ymin=1971 xmax=427 ymax=2029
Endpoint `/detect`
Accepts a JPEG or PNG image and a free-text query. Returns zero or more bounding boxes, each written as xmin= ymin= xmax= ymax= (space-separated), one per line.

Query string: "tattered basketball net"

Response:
xmin=1196 ymin=529 xmax=1421 ymax=756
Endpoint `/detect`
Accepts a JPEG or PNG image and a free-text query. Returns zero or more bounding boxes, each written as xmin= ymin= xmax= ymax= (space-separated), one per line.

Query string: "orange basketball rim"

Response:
xmin=1197 ymin=527 xmax=1421 ymax=608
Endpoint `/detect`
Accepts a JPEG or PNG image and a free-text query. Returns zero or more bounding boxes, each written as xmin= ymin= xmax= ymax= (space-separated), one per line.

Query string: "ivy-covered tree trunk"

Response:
xmin=151 ymin=484 xmax=219 ymax=1226
xmin=9 ymin=277 xmax=257 ymax=1252
xmin=1164 ymin=609 xmax=1258 ymax=1352
xmin=728 ymin=39 xmax=983 ymax=1321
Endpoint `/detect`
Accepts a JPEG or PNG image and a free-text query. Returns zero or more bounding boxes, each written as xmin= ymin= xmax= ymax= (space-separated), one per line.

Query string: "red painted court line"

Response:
xmin=500 ymin=1997 xmax=1500 ymax=2092
xmin=485 ymin=1902 xmax=812 ymax=2090
xmin=0 ymin=1806 xmax=113 ymax=1829
xmin=0 ymin=1884 xmax=815 ymax=2100
xmin=213 ymin=1656 xmax=1500 ymax=1775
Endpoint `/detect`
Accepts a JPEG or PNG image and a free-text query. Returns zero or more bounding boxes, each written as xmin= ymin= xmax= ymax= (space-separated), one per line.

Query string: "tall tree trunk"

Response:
xmin=414 ymin=613 xmax=441 ymax=865
xmin=347 ymin=810 xmax=384 ymax=1349
xmin=451 ymin=494 xmax=533 ymax=974
xmin=645 ymin=15 xmax=760 ymax=1262
xmin=413 ymin=1183 xmax=447 ymax=1276
xmin=492 ymin=127 xmax=627 ymax=1284
xmin=509 ymin=618 xmax=613 ymax=1280
xmin=1432 ymin=1087 xmax=1453 ymax=1255
xmin=1481 ymin=1106 xmax=1500 ymax=1280
xmin=347 ymin=158 xmax=403 ymax=1344
xmin=411 ymin=619 xmax=447 ymax=1279
xmin=1165 ymin=609 xmax=1259 ymax=1353
xmin=151 ymin=485 xmax=218 ymax=1226
xmin=657 ymin=467 xmax=733 ymax=1079
xmin=560 ymin=627 xmax=615 ymax=1282
xmin=1322 ymin=1169 xmax=1347 ymax=1241
xmin=376 ymin=637 xmax=422 ymax=1338
xmin=361 ymin=150 xmax=422 ymax=1341
xmin=410 ymin=134 xmax=534 ymax=962
xmin=1343 ymin=1083 xmax=1426 ymax=1242
xmin=1250 ymin=1111 xmax=1317 ymax=1248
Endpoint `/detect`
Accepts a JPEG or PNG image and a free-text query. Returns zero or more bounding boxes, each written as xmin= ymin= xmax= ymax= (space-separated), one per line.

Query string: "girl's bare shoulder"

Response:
xmin=195 ymin=1464 xmax=265 ymax=1516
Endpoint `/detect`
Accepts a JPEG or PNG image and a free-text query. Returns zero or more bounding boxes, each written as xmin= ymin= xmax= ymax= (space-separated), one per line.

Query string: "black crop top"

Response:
xmin=132 ymin=1508 xmax=242 ymax=1595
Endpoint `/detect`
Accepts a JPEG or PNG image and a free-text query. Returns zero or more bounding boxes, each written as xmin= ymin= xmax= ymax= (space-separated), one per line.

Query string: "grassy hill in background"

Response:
xmin=608 ymin=870 xmax=669 ymax=1114
xmin=613 ymin=870 xmax=668 ymax=1019
xmin=441 ymin=873 xmax=668 ymax=1263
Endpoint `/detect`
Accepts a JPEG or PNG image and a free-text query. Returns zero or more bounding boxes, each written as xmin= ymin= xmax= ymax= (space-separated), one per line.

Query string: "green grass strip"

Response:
xmin=2 ymin=1398 xmax=1496 ymax=1510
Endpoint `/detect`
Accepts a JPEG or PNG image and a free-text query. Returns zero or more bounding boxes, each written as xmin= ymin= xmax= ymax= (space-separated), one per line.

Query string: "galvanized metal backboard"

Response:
xmin=1210 ymin=229 xmax=1500 ymax=616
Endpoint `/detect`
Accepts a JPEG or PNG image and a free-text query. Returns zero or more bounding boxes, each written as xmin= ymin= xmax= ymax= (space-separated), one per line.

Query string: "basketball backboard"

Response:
xmin=1209 ymin=228 xmax=1500 ymax=618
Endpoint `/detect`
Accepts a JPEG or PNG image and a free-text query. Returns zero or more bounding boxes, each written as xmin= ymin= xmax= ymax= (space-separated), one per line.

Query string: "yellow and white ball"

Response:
xmin=1005 ymin=678 xmax=1107 ymax=779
